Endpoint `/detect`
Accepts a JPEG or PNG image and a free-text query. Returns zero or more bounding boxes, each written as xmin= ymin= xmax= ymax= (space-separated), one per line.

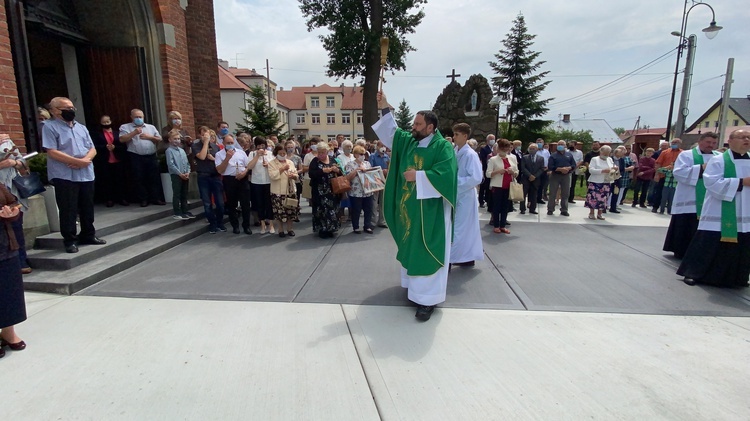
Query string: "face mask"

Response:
xmin=61 ymin=109 xmax=76 ymax=122
xmin=488 ymin=140 xmax=496 ymax=147
xmin=224 ymin=144 xmax=235 ymax=151
xmin=344 ymin=148 xmax=352 ymax=154
xmin=536 ymin=143 xmax=543 ymax=149
xmin=101 ymin=123 xmax=111 ymax=129
xmin=557 ymin=145 xmax=565 ymax=152
xmin=133 ymin=117 xmax=144 ymax=126
xmin=379 ymin=147 xmax=386 ymax=154
xmin=277 ymin=155 xmax=286 ymax=161
xmin=515 ymin=146 xmax=521 ymax=151
xmin=172 ymin=119 xmax=182 ymax=126
xmin=286 ymin=148 xmax=295 ymax=154
xmin=219 ymin=128 xmax=229 ymax=137
xmin=670 ymin=144 xmax=678 ymax=150
xmin=328 ymin=151 xmax=334 ymax=157
xmin=170 ymin=139 xmax=182 ymax=147
xmin=356 ymin=155 xmax=365 ymax=163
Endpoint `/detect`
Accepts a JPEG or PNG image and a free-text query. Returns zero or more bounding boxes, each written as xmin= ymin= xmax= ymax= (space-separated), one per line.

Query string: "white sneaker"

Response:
xmin=269 ymin=225 xmax=276 ymax=234
xmin=173 ymin=215 xmax=187 ymax=220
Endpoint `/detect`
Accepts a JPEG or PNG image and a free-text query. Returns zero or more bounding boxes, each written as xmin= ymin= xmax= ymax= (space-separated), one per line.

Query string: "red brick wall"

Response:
xmin=0 ymin=2 xmax=26 ymax=152
xmin=153 ymin=0 xmax=196 ymax=137
xmin=185 ymin=0 xmax=222 ymax=129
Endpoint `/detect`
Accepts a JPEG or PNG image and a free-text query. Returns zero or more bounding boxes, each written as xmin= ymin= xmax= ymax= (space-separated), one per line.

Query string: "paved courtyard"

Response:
xmin=4 ymin=203 xmax=749 ymax=420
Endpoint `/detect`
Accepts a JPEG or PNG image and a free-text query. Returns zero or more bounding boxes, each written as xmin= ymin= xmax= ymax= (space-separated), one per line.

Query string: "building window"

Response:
xmin=326 ymin=96 xmax=335 ymax=108
xmin=356 ymin=114 xmax=363 ymax=124
xmin=311 ymin=114 xmax=320 ymax=125
xmin=734 ymin=119 xmax=740 ymax=126
xmin=328 ymin=135 xmax=337 ymax=141
xmin=311 ymin=97 xmax=319 ymax=108
xmin=704 ymin=121 xmax=709 ymax=128
xmin=357 ymin=134 xmax=364 ymax=139
xmin=342 ymin=114 xmax=351 ymax=124
xmin=326 ymin=114 xmax=336 ymax=125
xmin=296 ymin=114 xmax=305 ymax=124
xmin=714 ymin=121 xmax=719 ymax=127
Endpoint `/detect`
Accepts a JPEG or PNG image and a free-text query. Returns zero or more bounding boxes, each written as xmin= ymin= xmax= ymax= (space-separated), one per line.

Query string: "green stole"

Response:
xmin=383 ymin=129 xmax=458 ymax=276
xmin=692 ymin=148 xmax=718 ymax=218
xmin=720 ymin=150 xmax=738 ymax=243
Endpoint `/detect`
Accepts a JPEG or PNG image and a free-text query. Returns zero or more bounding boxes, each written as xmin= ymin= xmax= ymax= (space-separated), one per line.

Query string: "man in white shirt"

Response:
xmin=537 ymin=139 xmax=551 ymax=203
xmin=119 ymin=109 xmax=165 ymax=206
xmin=215 ymin=135 xmax=252 ymax=235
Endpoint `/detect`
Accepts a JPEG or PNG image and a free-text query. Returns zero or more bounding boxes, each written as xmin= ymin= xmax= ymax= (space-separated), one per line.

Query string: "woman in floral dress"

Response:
xmin=308 ymin=141 xmax=342 ymax=238
xmin=585 ymin=145 xmax=615 ymax=220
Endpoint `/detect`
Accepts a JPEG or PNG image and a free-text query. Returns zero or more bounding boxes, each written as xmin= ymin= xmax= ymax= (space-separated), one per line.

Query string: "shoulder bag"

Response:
xmin=283 ymin=179 xmax=299 ymax=208
xmin=509 ymin=179 xmax=524 ymax=202
xmin=5 ymin=151 xmax=46 ymax=199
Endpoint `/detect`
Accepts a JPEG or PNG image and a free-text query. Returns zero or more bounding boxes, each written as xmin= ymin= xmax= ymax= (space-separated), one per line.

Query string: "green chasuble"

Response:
xmin=383 ymin=128 xmax=458 ymax=276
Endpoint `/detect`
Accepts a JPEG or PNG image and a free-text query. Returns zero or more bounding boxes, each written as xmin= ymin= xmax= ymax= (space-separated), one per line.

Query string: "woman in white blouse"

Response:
xmin=486 ymin=139 xmax=518 ymax=234
xmin=585 ymin=145 xmax=616 ymax=220
xmin=247 ymin=136 xmax=274 ymax=234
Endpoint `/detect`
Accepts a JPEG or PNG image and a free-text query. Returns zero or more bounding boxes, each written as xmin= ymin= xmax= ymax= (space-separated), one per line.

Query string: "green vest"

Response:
xmin=383 ymin=129 xmax=458 ymax=276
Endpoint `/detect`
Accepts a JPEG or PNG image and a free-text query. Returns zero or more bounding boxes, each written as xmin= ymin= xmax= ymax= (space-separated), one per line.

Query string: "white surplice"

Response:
xmin=372 ymin=113 xmax=451 ymax=306
xmin=450 ymin=143 xmax=484 ymax=264
xmin=672 ymin=148 xmax=719 ymax=215
xmin=698 ymin=152 xmax=750 ymax=233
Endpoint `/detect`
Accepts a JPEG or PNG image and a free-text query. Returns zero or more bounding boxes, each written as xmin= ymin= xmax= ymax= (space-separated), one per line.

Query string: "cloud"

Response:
xmin=214 ymin=0 xmax=750 ymax=131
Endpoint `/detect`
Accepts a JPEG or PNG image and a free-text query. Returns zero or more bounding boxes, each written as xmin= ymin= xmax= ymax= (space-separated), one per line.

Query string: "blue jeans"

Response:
xmin=197 ymin=174 xmax=225 ymax=229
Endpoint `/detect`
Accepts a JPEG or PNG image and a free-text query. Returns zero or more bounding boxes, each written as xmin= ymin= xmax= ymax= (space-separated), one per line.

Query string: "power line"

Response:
xmin=549 ymin=74 xmax=674 ymax=113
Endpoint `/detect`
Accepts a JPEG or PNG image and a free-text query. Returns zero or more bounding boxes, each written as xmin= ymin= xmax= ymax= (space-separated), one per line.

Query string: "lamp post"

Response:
xmin=664 ymin=0 xmax=722 ymax=143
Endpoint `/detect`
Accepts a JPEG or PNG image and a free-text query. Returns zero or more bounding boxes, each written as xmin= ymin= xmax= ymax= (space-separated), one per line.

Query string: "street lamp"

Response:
xmin=664 ymin=0 xmax=722 ymax=143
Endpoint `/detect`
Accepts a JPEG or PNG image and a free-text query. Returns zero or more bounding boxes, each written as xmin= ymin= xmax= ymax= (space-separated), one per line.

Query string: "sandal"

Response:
xmin=597 ymin=215 xmax=605 ymax=220
xmin=493 ymin=227 xmax=502 ymax=234
xmin=588 ymin=215 xmax=595 ymax=220
xmin=500 ymin=228 xmax=511 ymax=234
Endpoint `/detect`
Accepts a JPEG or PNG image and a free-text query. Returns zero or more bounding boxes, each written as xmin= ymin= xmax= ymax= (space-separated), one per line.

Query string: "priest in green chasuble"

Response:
xmin=373 ymin=92 xmax=458 ymax=322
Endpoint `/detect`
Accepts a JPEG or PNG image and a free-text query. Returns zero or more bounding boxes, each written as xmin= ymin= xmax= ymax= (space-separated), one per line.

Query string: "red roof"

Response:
xmin=218 ymin=66 xmax=249 ymax=91
xmin=228 ymin=67 xmax=263 ymax=78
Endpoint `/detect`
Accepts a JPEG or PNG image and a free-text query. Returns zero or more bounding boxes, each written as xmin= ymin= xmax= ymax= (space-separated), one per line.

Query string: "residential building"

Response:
xmin=555 ymin=114 xmax=623 ymax=144
xmin=686 ymin=96 xmax=750 ymax=145
xmin=278 ymin=84 xmax=385 ymax=142
xmin=620 ymin=128 xmax=667 ymax=156
xmin=218 ymin=60 xmax=289 ymax=134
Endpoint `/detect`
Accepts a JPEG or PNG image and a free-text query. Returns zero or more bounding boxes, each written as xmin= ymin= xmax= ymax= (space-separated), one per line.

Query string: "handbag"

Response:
xmin=509 ymin=180 xmax=524 ymax=202
xmin=331 ymin=175 xmax=351 ymax=194
xmin=10 ymin=160 xmax=46 ymax=199
xmin=283 ymin=179 xmax=298 ymax=208
xmin=301 ymin=178 xmax=312 ymax=199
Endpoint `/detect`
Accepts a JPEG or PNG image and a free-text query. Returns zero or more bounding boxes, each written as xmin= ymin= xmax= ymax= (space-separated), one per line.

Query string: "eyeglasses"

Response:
xmin=56 ymin=106 xmax=76 ymax=111
xmin=733 ymin=135 xmax=750 ymax=140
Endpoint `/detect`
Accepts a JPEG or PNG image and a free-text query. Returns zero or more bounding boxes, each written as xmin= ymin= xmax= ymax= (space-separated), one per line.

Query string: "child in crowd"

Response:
xmin=166 ymin=129 xmax=194 ymax=220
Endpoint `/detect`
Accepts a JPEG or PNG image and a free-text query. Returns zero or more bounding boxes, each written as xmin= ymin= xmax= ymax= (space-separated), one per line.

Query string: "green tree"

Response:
xmin=489 ymin=13 xmax=552 ymax=141
xmin=237 ymin=85 xmax=284 ymax=137
xmin=538 ymin=125 xmax=595 ymax=152
xmin=613 ymin=127 xmax=626 ymax=135
xmin=299 ymin=0 xmax=426 ymax=139
xmin=394 ymin=99 xmax=414 ymax=130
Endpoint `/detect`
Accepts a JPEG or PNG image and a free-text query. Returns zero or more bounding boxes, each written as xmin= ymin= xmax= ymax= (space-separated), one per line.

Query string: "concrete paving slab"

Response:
xmin=80 ymin=220 xmax=332 ymax=301
xmin=3 ymin=297 xmax=379 ymax=421
xmin=23 ymin=292 xmax=67 ymax=317
xmin=294 ymin=227 xmax=525 ymax=309
xmin=482 ymin=223 xmax=750 ymax=316
xmin=344 ymin=305 xmax=750 ymax=421
xmin=487 ymin=201 xmax=672 ymax=228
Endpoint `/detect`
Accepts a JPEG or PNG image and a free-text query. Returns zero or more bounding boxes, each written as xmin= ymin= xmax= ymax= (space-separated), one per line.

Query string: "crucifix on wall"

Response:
xmin=446 ymin=69 xmax=461 ymax=83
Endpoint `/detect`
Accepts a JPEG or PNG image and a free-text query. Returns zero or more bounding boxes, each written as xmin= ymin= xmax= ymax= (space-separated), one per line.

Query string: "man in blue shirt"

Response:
xmin=42 ymin=97 xmax=105 ymax=253
xmin=547 ymin=140 xmax=577 ymax=216
xmin=369 ymin=142 xmax=390 ymax=228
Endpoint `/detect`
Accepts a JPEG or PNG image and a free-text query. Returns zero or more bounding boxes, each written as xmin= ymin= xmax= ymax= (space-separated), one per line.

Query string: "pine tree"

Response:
xmin=394 ymin=99 xmax=414 ymax=130
xmin=236 ymin=85 xmax=284 ymax=136
xmin=489 ymin=13 xmax=552 ymax=140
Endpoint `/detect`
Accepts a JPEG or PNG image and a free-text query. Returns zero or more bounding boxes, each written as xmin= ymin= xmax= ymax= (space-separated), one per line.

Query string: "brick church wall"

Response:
xmin=0 ymin=2 xmax=26 ymax=151
xmin=185 ymin=0 xmax=222 ymax=129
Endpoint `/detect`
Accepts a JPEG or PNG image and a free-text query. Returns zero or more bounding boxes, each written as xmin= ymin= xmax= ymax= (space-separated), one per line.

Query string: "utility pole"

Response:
xmin=717 ymin=58 xmax=734 ymax=144
xmin=266 ymin=59 xmax=272 ymax=109
xmin=674 ymin=35 xmax=696 ymax=138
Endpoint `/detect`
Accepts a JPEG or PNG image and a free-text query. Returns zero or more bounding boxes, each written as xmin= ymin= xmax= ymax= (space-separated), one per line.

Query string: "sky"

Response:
xmin=214 ymin=0 xmax=750 ymax=132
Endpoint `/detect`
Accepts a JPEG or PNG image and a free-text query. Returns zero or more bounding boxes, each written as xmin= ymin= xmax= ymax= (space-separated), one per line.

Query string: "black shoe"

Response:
xmin=65 ymin=244 xmax=79 ymax=253
xmin=651 ymin=208 xmax=658 ymax=213
xmin=547 ymin=211 xmax=554 ymax=215
xmin=537 ymin=200 xmax=546 ymax=204
xmin=79 ymin=237 xmax=106 ymax=245
xmin=560 ymin=211 xmax=570 ymax=216
xmin=529 ymin=210 xmax=538 ymax=214
xmin=568 ymin=200 xmax=576 ymax=204
xmin=683 ymin=277 xmax=696 ymax=286
xmin=610 ymin=209 xmax=621 ymax=214
xmin=520 ymin=210 xmax=526 ymax=214
xmin=639 ymin=204 xmax=647 ymax=208
xmin=244 ymin=228 xmax=252 ymax=235
xmin=232 ymin=227 xmax=241 ymax=234
xmin=106 ymin=201 xmax=114 ymax=208
xmin=415 ymin=305 xmax=436 ymax=321
xmin=631 ymin=203 xmax=636 ymax=207
xmin=140 ymin=201 xmax=149 ymax=207
xmin=218 ymin=225 xmax=228 ymax=232
xmin=279 ymin=231 xmax=286 ymax=238
xmin=505 ymin=221 xmax=511 ymax=226
xmin=152 ymin=200 xmax=166 ymax=206
xmin=453 ymin=261 xmax=475 ymax=267
xmin=119 ymin=200 xmax=130 ymax=206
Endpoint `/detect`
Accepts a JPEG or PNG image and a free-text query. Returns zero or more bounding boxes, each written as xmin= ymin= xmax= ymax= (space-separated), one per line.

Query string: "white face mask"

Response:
xmin=379 ymin=147 xmax=386 ymax=154
xmin=488 ymin=139 xmax=496 ymax=147
xmin=277 ymin=155 xmax=286 ymax=161
xmin=356 ymin=155 xmax=365 ymax=163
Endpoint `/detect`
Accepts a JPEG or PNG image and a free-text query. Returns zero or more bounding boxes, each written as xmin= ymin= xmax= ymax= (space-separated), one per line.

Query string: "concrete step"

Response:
xmin=26 ymin=211 xmax=209 ymax=270
xmin=23 ymin=221 xmax=210 ymax=295
xmin=34 ymin=200 xmax=203 ymax=249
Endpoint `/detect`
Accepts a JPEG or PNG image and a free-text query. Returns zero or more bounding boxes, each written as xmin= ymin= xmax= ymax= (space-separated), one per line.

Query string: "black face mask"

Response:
xmin=101 ymin=124 xmax=112 ymax=129
xmin=61 ymin=109 xmax=76 ymax=122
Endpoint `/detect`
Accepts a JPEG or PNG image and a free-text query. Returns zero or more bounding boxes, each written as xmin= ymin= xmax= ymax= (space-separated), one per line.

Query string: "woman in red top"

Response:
xmin=486 ymin=139 xmax=519 ymax=234
xmin=91 ymin=115 xmax=129 ymax=207
xmin=632 ymin=148 xmax=656 ymax=208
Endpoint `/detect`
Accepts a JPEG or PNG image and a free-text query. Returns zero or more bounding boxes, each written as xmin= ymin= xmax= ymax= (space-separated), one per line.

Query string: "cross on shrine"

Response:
xmin=446 ymin=69 xmax=461 ymax=83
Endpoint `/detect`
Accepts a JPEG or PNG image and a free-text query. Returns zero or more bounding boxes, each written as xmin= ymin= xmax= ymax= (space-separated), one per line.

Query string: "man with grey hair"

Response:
xmin=546 ymin=140 xmax=576 ymax=216
xmin=120 ymin=108 xmax=165 ymax=207
xmin=43 ymin=97 xmax=105 ymax=253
